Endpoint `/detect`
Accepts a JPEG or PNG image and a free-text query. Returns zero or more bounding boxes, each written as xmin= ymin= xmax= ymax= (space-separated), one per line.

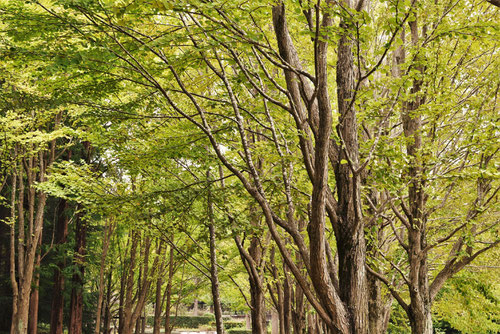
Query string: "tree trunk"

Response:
xmin=282 ymin=271 xmax=292 ymax=334
xmin=409 ymin=303 xmax=433 ymax=334
xmin=152 ymin=270 xmax=164 ymax=334
xmin=367 ymin=273 xmax=392 ymax=334
xmin=94 ymin=218 xmax=114 ymax=334
xmin=235 ymin=232 xmax=266 ymax=334
xmin=28 ymin=242 xmax=41 ymax=334
xmin=334 ymin=6 xmax=369 ymax=332
xmin=50 ymin=199 xmax=69 ymax=334
xmin=69 ymin=213 xmax=86 ymax=334
xmin=207 ymin=171 xmax=224 ymax=333
xmin=164 ymin=243 xmax=174 ymax=334
xmin=249 ymin=277 xmax=266 ymax=334
xmin=103 ymin=271 xmax=112 ymax=334
xmin=209 ymin=223 xmax=224 ymax=333
xmin=13 ymin=192 xmax=47 ymax=334
xmin=9 ymin=172 xmax=19 ymax=334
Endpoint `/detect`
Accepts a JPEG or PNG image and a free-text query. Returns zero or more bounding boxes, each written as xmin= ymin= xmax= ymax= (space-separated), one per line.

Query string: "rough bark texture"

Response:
xmin=272 ymin=3 xmax=351 ymax=332
xmin=402 ymin=19 xmax=432 ymax=334
xmin=334 ymin=11 xmax=368 ymax=334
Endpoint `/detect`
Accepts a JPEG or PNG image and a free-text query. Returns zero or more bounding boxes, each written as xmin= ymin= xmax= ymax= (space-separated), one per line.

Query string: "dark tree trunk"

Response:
xmin=50 ymin=199 xmax=69 ymax=334
xmin=103 ymin=271 xmax=112 ymax=334
xmin=69 ymin=214 xmax=86 ymax=334
xmin=282 ymin=271 xmax=292 ymax=334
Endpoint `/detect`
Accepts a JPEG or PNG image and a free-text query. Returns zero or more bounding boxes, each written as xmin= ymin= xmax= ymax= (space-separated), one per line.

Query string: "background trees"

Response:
xmin=0 ymin=0 xmax=498 ymax=333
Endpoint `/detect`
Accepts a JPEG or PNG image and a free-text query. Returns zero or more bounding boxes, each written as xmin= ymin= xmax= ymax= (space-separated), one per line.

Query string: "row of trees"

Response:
xmin=0 ymin=0 xmax=499 ymax=333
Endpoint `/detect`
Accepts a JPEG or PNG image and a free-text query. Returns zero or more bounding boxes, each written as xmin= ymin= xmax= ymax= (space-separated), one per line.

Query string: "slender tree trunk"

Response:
xmin=103 ymin=271 xmax=112 ymax=334
xmin=164 ymin=243 xmax=175 ymax=334
xmin=152 ymin=266 xmax=164 ymax=334
xmin=13 ymin=192 xmax=47 ymax=334
xmin=50 ymin=199 xmax=69 ymax=334
xmin=69 ymin=213 xmax=86 ymax=334
xmin=282 ymin=270 xmax=292 ymax=334
xmin=9 ymin=172 xmax=19 ymax=334
xmin=94 ymin=218 xmax=114 ymax=334
xmin=28 ymin=240 xmax=41 ymax=334
xmin=207 ymin=170 xmax=224 ymax=333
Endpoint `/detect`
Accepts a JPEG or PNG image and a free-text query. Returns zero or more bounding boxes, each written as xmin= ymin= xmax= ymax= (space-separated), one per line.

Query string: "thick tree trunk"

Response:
xmin=50 ymin=199 xmax=69 ymax=334
xmin=409 ymin=304 xmax=433 ymax=334
xmin=69 ymin=213 xmax=86 ymax=334
xmin=367 ymin=273 xmax=392 ymax=334
xmin=335 ymin=20 xmax=368 ymax=334
xmin=249 ymin=277 xmax=266 ymax=334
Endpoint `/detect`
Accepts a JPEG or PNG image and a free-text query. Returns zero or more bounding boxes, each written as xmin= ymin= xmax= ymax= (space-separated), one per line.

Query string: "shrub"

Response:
xmin=146 ymin=314 xmax=215 ymax=329
xmin=227 ymin=328 xmax=252 ymax=334
xmin=224 ymin=321 xmax=246 ymax=330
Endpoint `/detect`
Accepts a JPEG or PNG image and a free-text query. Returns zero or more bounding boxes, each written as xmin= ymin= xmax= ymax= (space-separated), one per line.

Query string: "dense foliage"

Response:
xmin=0 ymin=0 xmax=498 ymax=333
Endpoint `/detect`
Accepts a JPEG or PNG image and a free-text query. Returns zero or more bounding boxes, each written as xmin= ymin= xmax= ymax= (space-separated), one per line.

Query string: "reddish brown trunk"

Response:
xmin=28 ymin=246 xmax=41 ymax=334
xmin=153 ymin=267 xmax=164 ymax=334
xmin=103 ymin=271 xmax=112 ymax=334
xmin=50 ymin=199 xmax=69 ymax=334
xmin=94 ymin=218 xmax=114 ymax=334
xmin=69 ymin=214 xmax=86 ymax=334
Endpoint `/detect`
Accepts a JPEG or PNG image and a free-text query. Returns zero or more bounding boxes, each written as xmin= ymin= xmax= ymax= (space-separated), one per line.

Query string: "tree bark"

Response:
xmin=103 ymin=271 xmax=112 ymax=334
xmin=209 ymin=222 xmax=224 ymax=333
xmin=28 ymin=239 xmax=41 ymax=334
xmin=94 ymin=218 xmax=114 ymax=334
xmin=50 ymin=199 xmax=69 ymax=334
xmin=334 ymin=10 xmax=368 ymax=334
xmin=9 ymin=172 xmax=19 ymax=334
xmin=152 ymin=261 xmax=164 ymax=334
xmin=164 ymin=243 xmax=175 ymax=334
xmin=69 ymin=213 xmax=86 ymax=334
